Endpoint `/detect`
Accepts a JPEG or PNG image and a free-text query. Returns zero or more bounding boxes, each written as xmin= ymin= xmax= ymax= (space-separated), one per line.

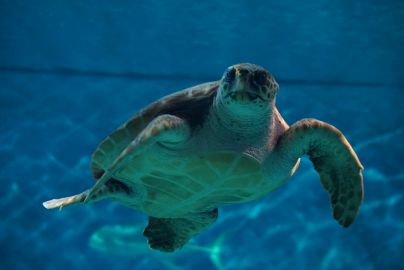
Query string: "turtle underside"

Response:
xmin=97 ymin=147 xmax=278 ymax=218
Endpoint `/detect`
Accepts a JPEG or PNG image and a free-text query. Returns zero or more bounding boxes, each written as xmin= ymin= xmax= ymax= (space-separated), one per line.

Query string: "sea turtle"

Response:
xmin=43 ymin=63 xmax=364 ymax=252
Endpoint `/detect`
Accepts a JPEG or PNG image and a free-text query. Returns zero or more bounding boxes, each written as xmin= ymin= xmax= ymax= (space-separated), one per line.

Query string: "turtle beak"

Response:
xmin=234 ymin=67 xmax=251 ymax=88
xmin=223 ymin=67 xmax=262 ymax=102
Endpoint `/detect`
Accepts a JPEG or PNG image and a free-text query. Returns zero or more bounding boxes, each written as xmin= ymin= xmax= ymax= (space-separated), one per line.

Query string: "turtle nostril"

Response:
xmin=254 ymin=71 xmax=267 ymax=85
xmin=238 ymin=69 xmax=249 ymax=78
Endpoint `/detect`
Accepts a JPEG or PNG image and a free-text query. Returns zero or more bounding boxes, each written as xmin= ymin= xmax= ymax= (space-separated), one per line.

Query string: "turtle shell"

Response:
xmin=91 ymin=81 xmax=220 ymax=180
xmin=89 ymin=81 xmax=283 ymax=218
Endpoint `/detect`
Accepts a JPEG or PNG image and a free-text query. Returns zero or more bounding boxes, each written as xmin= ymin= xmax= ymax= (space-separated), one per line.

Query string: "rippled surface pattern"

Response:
xmin=1 ymin=1 xmax=403 ymax=270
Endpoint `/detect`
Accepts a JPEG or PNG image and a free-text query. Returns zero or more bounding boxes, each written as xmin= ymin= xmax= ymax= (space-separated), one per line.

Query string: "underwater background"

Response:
xmin=1 ymin=1 xmax=403 ymax=269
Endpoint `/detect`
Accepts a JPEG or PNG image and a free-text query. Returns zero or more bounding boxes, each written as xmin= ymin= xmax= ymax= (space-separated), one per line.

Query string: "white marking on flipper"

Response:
xmin=42 ymin=189 xmax=90 ymax=209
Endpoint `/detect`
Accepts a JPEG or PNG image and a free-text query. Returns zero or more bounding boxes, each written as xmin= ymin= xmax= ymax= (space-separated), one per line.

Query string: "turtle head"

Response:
xmin=217 ymin=63 xmax=279 ymax=115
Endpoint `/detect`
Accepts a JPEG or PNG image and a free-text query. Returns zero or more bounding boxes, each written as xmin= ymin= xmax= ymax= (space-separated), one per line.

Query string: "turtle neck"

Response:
xmin=204 ymin=96 xmax=275 ymax=149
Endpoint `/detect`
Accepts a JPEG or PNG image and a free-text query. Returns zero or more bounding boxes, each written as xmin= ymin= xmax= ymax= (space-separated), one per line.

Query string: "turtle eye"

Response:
xmin=224 ymin=68 xmax=236 ymax=82
xmin=253 ymin=71 xmax=267 ymax=85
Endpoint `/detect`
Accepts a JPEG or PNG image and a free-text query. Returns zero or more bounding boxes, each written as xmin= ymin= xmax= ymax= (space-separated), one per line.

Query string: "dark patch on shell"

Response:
xmin=157 ymin=86 xmax=218 ymax=129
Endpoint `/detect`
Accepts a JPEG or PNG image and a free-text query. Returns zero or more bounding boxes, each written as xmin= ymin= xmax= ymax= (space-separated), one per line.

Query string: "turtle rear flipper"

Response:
xmin=144 ymin=209 xmax=218 ymax=252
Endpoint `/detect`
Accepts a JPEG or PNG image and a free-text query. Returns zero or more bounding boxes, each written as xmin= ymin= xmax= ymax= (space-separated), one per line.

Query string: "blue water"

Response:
xmin=1 ymin=1 xmax=403 ymax=270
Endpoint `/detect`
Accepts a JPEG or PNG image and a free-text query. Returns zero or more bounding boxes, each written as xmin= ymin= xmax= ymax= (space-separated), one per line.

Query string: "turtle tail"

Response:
xmin=42 ymin=189 xmax=90 ymax=210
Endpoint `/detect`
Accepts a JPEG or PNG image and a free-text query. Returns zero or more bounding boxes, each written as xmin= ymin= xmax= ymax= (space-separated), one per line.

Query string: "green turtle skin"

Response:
xmin=43 ymin=63 xmax=364 ymax=252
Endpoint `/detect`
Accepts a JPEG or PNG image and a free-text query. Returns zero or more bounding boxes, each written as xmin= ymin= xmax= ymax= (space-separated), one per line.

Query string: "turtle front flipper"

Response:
xmin=266 ymin=118 xmax=364 ymax=227
xmin=144 ymin=209 xmax=218 ymax=252
xmin=43 ymin=178 xmax=137 ymax=210
xmin=86 ymin=114 xmax=191 ymax=201
xmin=43 ymin=189 xmax=91 ymax=210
